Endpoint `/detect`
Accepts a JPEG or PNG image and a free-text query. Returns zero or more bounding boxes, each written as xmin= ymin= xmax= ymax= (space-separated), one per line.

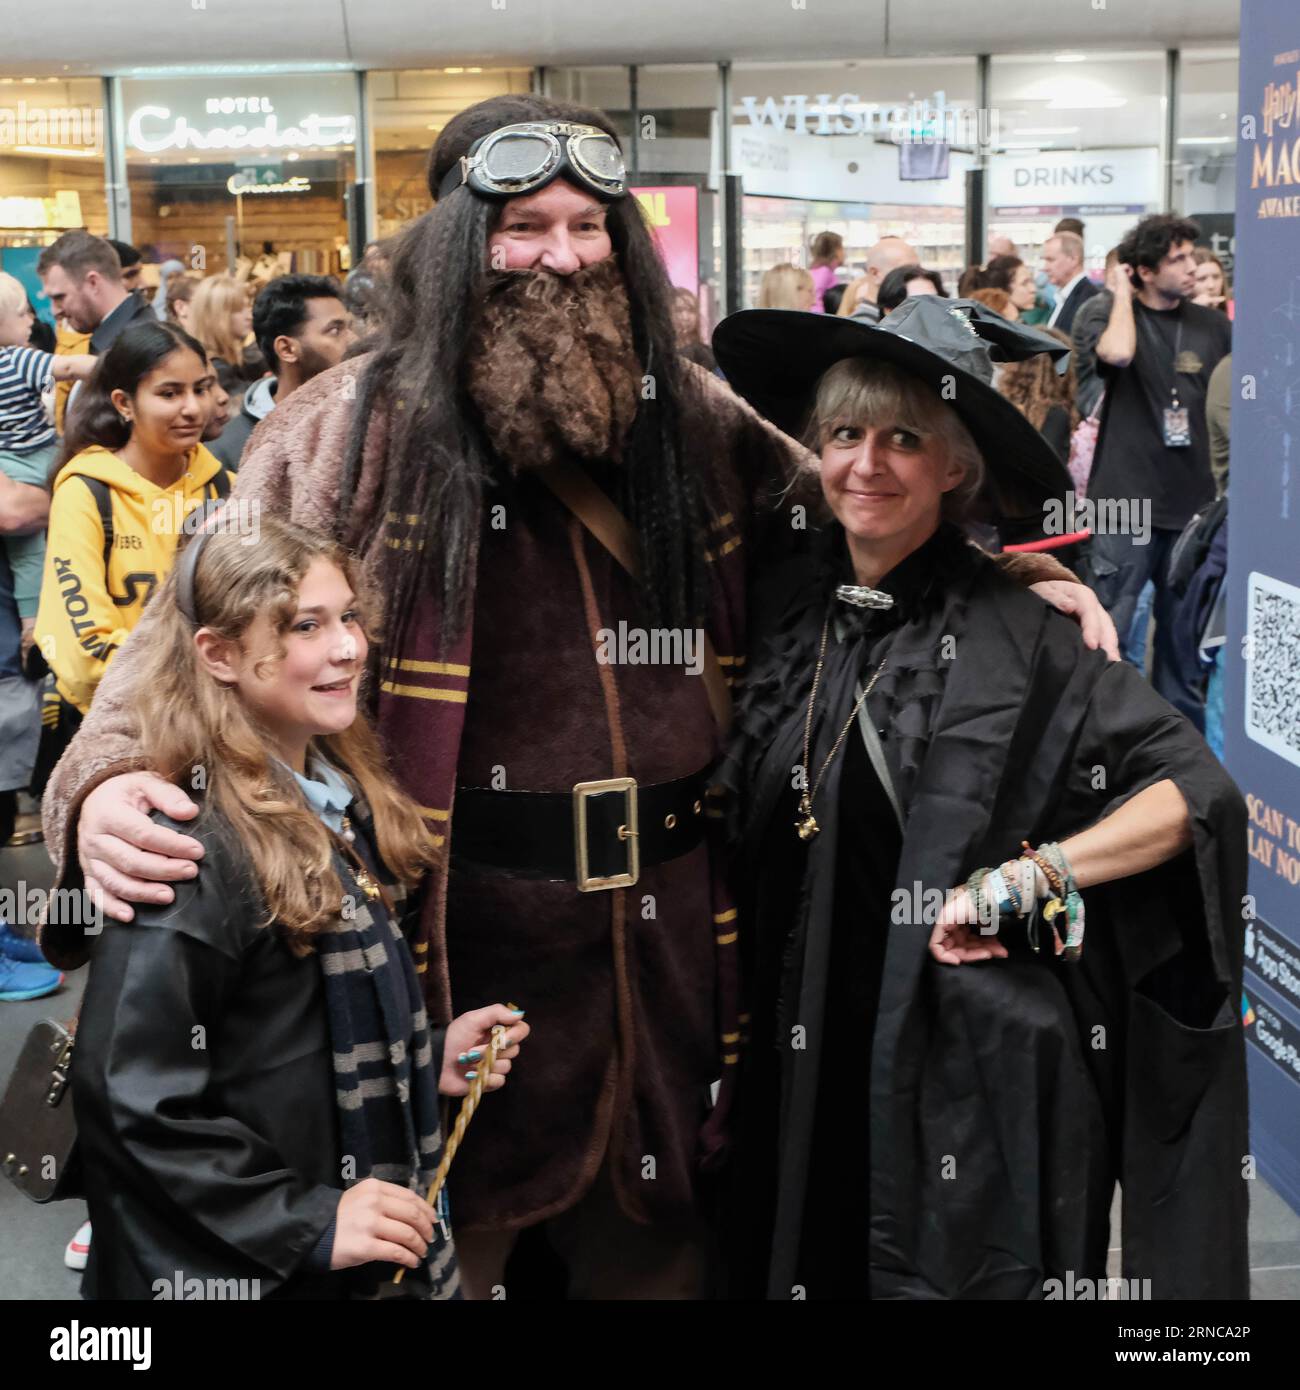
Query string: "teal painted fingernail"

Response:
xmin=465 ymin=1069 xmax=478 ymax=1079
xmin=467 ymin=1049 xmax=483 ymax=1060
xmin=509 ymin=1009 xmax=525 ymax=1017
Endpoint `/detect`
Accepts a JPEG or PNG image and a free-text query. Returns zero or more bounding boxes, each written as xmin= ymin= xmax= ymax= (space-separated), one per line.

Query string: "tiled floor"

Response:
xmin=2 ymin=828 xmax=1297 ymax=1300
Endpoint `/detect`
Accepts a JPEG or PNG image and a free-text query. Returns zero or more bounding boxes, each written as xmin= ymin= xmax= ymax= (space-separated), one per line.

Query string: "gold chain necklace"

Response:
xmin=796 ymin=614 xmax=887 ymax=842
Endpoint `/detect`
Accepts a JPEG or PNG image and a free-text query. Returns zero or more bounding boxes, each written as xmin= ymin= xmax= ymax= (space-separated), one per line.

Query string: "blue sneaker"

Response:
xmin=0 ymin=922 xmax=48 ymax=965
xmin=0 ymin=955 xmax=63 ymax=1001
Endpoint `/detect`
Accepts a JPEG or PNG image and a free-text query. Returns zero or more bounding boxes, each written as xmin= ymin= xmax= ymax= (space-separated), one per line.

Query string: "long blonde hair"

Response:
xmin=189 ymin=274 xmax=248 ymax=365
xmin=757 ymin=263 xmax=814 ymax=310
xmin=130 ymin=518 xmax=438 ymax=952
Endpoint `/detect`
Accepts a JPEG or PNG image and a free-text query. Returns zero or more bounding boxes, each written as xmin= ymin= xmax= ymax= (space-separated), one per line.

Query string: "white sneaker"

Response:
xmin=64 ymin=1220 xmax=91 ymax=1271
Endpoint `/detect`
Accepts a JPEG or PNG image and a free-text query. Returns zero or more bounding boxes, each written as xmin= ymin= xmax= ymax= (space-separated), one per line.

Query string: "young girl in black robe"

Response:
xmin=71 ymin=519 xmax=528 ymax=1298
xmin=712 ymin=298 xmax=1249 ymax=1302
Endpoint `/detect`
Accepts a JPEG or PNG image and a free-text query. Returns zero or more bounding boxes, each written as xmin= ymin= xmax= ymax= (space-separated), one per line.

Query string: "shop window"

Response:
xmin=1174 ymin=46 xmax=1238 ymax=293
xmin=369 ymin=67 xmax=533 ymax=240
xmin=731 ymin=59 xmax=979 ymax=306
xmin=987 ymin=51 xmax=1167 ymax=273
xmin=120 ymin=72 xmax=359 ymax=279
xmin=0 ymin=77 xmax=108 ymax=296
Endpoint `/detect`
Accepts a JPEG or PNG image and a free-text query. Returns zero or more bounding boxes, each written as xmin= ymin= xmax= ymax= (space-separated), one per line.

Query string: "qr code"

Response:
xmin=1246 ymin=571 xmax=1300 ymax=769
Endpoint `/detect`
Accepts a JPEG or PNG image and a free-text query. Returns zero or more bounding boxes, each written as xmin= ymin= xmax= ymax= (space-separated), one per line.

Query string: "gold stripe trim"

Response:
xmin=713 ymin=908 xmax=738 ymax=924
xmin=412 ymin=942 xmax=429 ymax=954
xmin=722 ymin=1052 xmax=740 ymax=1065
xmin=710 ymin=512 xmax=735 ymax=532
xmin=386 ymin=657 xmax=471 ymax=677
xmin=721 ymin=1031 xmax=740 ymax=1044
xmin=418 ymin=806 xmax=450 ymax=821
xmin=385 ymin=511 xmax=422 ymax=526
xmin=716 ymin=930 xmax=738 ymax=946
xmin=705 ymin=536 xmax=742 ymax=563
xmin=379 ymin=681 xmax=468 ymax=703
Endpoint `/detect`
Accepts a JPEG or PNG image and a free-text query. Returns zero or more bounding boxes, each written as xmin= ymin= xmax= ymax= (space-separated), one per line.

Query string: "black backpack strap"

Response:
xmin=207 ymin=469 xmax=233 ymax=502
xmin=79 ymin=476 xmax=114 ymax=566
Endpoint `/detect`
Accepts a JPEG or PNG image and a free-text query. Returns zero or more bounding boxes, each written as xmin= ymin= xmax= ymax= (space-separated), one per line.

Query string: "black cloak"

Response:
xmin=721 ymin=525 xmax=1249 ymax=1300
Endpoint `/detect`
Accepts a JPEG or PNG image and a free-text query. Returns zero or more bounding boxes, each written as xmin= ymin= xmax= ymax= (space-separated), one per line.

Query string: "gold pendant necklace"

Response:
xmin=796 ymin=614 xmax=887 ymax=842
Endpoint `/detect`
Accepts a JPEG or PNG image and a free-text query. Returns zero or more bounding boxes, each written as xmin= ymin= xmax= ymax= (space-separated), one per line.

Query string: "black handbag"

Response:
xmin=0 ymin=1015 xmax=82 ymax=1202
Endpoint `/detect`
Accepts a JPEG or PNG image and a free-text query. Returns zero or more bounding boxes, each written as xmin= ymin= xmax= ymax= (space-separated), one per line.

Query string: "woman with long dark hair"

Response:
xmin=979 ymin=254 xmax=1038 ymax=317
xmin=34 ymin=321 xmax=233 ymax=748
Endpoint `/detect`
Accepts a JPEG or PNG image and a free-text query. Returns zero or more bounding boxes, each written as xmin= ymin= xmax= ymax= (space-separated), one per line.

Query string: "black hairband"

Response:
xmin=174 ymin=526 xmax=218 ymax=627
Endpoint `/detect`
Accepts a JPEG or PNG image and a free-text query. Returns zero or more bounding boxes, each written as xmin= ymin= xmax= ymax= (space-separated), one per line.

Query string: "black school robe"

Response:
xmin=722 ymin=524 xmax=1249 ymax=1300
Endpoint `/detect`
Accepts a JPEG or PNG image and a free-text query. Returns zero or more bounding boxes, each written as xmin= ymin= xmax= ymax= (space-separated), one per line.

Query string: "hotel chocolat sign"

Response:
xmin=125 ymin=75 xmax=356 ymax=156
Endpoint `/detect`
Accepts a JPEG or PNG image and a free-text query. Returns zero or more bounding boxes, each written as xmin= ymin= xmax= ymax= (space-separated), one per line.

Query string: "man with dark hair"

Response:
xmin=37 ymin=230 xmax=153 ymax=354
xmin=876 ymin=263 xmax=946 ymax=315
xmin=208 ymin=274 xmax=354 ymax=467
xmin=39 ymin=94 xmax=1112 ymax=1300
xmin=1090 ymin=213 xmax=1231 ymax=728
xmin=105 ymin=239 xmax=143 ymax=294
xmin=1053 ymin=216 xmax=1085 ymax=239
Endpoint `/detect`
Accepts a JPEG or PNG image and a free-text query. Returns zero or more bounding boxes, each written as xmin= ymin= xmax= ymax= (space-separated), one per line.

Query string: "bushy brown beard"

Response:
xmin=464 ymin=257 xmax=643 ymax=470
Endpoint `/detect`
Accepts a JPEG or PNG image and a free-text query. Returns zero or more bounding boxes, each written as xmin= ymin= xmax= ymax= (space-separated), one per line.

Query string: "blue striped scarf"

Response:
xmin=314 ymin=798 xmax=460 ymax=1300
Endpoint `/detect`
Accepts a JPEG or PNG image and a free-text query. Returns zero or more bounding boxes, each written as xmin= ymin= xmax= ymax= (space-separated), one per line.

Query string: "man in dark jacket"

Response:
xmin=209 ymin=275 xmax=355 ymax=468
xmin=37 ymin=231 xmax=154 ymax=357
xmin=1043 ymin=231 xmax=1100 ymax=336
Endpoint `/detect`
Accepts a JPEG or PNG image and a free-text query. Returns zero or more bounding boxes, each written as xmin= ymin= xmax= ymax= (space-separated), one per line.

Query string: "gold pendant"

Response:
xmin=796 ymin=796 xmax=820 ymax=841
xmin=354 ymin=868 xmax=380 ymax=900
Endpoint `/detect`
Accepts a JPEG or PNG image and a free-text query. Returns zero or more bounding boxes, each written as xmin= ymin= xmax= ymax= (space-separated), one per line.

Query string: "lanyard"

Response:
xmin=1138 ymin=304 xmax=1185 ymax=408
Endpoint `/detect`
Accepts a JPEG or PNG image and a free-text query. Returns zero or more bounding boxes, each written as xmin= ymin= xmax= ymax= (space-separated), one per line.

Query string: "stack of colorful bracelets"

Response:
xmin=964 ymin=841 xmax=1086 ymax=962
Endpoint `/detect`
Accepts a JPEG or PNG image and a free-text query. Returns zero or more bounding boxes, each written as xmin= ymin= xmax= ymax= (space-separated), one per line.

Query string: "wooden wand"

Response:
xmin=392 ymin=1020 xmax=508 ymax=1286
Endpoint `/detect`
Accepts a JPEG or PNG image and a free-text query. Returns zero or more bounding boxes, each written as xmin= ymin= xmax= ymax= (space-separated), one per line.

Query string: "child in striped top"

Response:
xmin=0 ymin=272 xmax=95 ymax=649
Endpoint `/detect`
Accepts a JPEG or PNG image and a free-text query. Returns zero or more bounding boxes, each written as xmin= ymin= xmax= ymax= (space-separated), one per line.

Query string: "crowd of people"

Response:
xmin=0 ymin=91 xmax=1246 ymax=1302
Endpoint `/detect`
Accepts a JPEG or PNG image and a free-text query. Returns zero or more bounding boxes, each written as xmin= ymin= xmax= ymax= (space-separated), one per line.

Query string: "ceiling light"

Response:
xmin=1014 ymin=125 xmax=1080 ymax=135
xmin=1177 ymin=136 xmax=1233 ymax=145
xmin=1054 ymin=53 xmax=1087 ymax=63
xmin=445 ymin=67 xmax=465 ymax=74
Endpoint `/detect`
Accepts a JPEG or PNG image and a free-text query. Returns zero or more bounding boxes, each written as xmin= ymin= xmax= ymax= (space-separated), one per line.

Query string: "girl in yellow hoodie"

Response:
xmin=35 ymin=320 xmax=235 ymax=739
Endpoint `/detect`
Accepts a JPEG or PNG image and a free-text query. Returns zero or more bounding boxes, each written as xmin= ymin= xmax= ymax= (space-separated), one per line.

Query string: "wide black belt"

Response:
xmin=451 ymin=769 xmax=711 ymax=891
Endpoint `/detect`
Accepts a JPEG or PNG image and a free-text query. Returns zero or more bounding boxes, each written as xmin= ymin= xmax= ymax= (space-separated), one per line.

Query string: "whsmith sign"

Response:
xmin=739 ymin=90 xmax=996 ymax=147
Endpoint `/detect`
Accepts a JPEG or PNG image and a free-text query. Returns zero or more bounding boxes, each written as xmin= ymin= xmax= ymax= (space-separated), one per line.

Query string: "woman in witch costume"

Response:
xmin=711 ymin=297 xmax=1249 ymax=1302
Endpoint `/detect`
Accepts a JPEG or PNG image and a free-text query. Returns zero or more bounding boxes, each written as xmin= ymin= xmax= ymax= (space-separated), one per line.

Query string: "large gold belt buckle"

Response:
xmin=573 ymin=776 xmax=639 ymax=892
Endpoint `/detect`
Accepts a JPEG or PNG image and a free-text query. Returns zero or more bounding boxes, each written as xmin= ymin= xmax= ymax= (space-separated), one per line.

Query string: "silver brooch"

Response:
xmin=836 ymin=584 xmax=894 ymax=610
